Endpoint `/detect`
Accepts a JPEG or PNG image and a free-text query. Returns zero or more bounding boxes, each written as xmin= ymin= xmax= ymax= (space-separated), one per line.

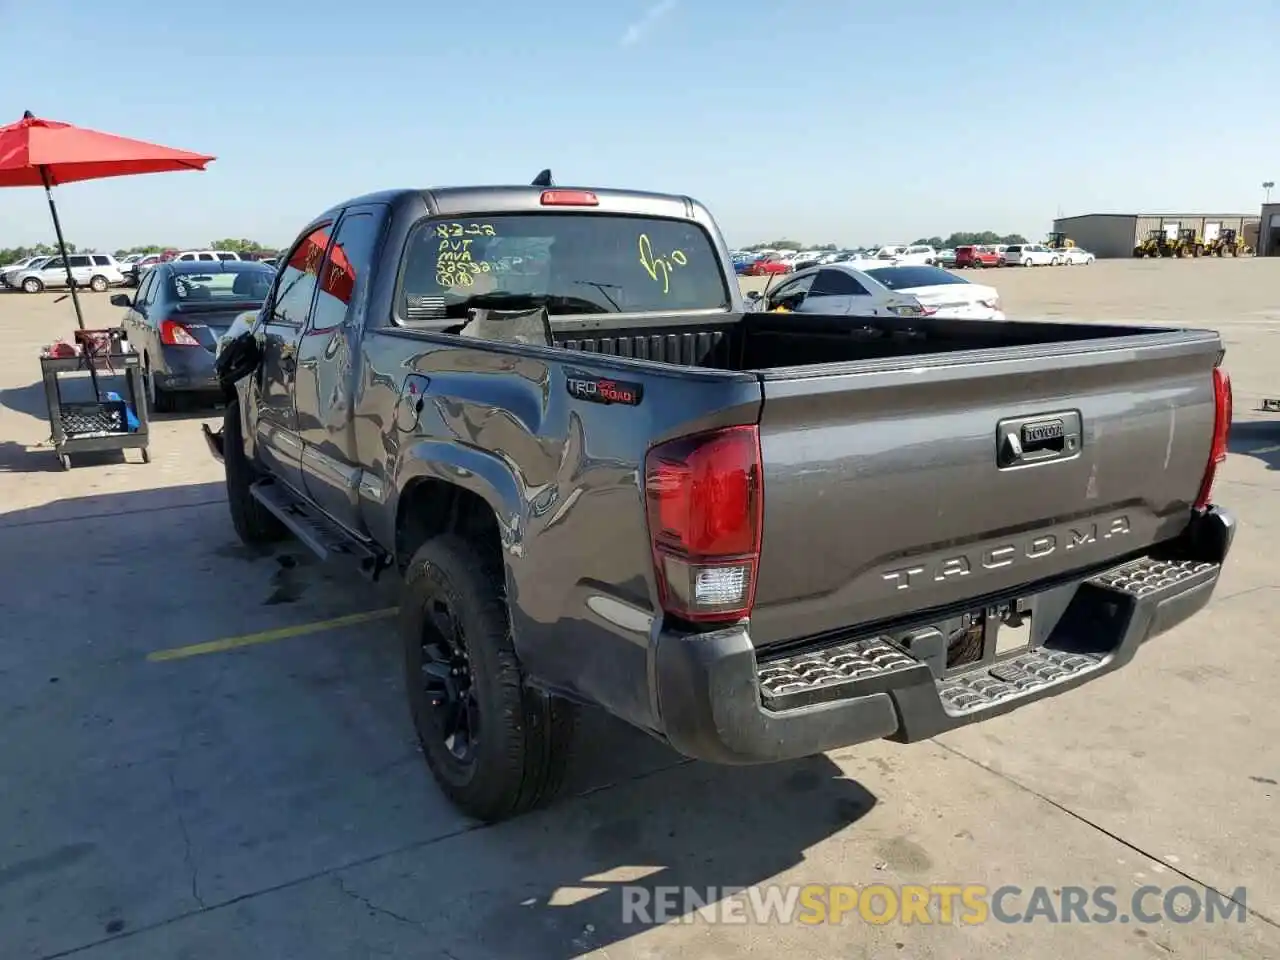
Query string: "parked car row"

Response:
xmin=934 ymin=244 xmax=1097 ymax=268
xmin=733 ymin=243 xmax=943 ymax=276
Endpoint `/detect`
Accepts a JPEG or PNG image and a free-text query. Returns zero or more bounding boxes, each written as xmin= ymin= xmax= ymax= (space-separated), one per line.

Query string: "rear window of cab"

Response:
xmin=396 ymin=214 xmax=731 ymax=322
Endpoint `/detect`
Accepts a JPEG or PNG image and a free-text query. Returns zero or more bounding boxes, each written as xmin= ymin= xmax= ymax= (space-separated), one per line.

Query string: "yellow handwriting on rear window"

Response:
xmin=638 ymin=234 xmax=688 ymax=295
xmin=435 ymin=236 xmax=495 ymax=288
xmin=435 ymin=222 xmax=496 ymax=238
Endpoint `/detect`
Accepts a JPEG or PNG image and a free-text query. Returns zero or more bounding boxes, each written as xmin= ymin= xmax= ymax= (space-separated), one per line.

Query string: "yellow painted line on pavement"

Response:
xmin=146 ymin=607 xmax=399 ymax=662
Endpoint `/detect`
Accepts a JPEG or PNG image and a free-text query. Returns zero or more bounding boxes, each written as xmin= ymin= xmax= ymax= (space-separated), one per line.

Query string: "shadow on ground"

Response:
xmin=0 ymin=480 xmax=226 ymax=525
xmin=337 ymin=752 xmax=879 ymax=960
xmin=1 ymin=482 xmax=877 ymax=959
xmin=0 ymin=376 xmax=221 ymax=432
xmin=1230 ymin=419 xmax=1280 ymax=471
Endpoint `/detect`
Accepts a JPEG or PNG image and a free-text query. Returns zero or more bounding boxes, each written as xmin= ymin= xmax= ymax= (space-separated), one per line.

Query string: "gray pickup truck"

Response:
xmin=206 ymin=175 xmax=1235 ymax=822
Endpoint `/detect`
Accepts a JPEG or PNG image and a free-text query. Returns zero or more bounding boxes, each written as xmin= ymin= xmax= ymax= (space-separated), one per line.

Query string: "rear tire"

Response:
xmin=402 ymin=535 xmax=576 ymax=823
xmin=223 ymin=399 xmax=286 ymax=545
xmin=144 ymin=357 xmax=175 ymax=414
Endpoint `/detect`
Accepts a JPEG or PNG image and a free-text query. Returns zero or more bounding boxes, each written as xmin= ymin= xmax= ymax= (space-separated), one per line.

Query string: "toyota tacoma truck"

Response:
xmin=205 ymin=175 xmax=1235 ymax=822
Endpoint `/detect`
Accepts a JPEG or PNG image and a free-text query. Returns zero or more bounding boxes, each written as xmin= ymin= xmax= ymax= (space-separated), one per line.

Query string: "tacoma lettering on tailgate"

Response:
xmin=880 ymin=516 xmax=1131 ymax=591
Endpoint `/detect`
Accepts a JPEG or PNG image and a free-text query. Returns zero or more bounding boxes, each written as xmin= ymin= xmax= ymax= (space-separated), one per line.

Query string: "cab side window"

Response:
xmin=309 ymin=211 xmax=382 ymax=334
xmin=270 ymin=225 xmax=332 ymax=326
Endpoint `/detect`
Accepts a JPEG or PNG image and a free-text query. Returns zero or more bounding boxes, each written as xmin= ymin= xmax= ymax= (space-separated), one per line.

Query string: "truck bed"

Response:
xmin=547 ymin=310 xmax=1224 ymax=647
xmin=550 ymin=311 xmax=1177 ymax=373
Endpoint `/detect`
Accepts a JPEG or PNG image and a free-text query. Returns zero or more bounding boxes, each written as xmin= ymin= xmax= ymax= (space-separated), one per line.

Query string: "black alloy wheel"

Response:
xmin=418 ymin=594 xmax=480 ymax=763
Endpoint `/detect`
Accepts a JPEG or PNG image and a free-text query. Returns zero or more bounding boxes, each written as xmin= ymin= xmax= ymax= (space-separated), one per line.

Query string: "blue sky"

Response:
xmin=2 ymin=0 xmax=1276 ymax=250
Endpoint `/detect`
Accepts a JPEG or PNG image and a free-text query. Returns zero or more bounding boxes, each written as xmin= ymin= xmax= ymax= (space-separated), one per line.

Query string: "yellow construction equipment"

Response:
xmin=1132 ymin=230 xmax=1165 ymax=258
xmin=1205 ymin=228 xmax=1253 ymax=257
xmin=1046 ymin=232 xmax=1075 ymax=250
xmin=1174 ymin=228 xmax=1205 ymax=258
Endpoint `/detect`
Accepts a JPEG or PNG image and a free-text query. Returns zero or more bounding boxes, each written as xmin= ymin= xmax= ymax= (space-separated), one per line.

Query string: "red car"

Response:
xmin=954 ymin=245 xmax=1002 ymax=268
xmin=745 ymin=257 xmax=791 ymax=276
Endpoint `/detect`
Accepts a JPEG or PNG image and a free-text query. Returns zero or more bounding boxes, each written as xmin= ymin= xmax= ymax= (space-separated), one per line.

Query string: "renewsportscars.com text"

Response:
xmin=621 ymin=884 xmax=1248 ymax=926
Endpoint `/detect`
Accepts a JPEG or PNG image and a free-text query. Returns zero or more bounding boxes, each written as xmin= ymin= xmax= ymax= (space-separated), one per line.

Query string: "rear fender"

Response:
xmin=388 ymin=439 xmax=529 ymax=614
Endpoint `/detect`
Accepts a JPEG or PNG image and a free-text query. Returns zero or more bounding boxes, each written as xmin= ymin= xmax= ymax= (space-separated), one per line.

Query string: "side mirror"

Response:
xmin=213 ymin=330 xmax=262 ymax=388
xmin=745 ymin=290 xmax=761 ymax=301
xmin=110 ymin=294 xmax=132 ymax=308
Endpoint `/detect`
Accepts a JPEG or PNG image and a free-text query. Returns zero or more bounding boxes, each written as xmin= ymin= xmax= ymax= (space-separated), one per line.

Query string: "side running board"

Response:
xmin=249 ymin=479 xmax=389 ymax=581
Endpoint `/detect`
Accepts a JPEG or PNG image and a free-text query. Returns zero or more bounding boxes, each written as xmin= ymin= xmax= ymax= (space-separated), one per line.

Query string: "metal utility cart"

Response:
xmin=40 ymin=327 xmax=150 ymax=470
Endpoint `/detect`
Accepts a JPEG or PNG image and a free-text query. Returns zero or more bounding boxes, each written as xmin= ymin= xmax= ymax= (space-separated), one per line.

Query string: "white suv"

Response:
xmin=1003 ymin=243 xmax=1060 ymax=267
xmin=11 ymin=253 xmax=125 ymax=293
xmin=174 ymin=249 xmax=242 ymax=263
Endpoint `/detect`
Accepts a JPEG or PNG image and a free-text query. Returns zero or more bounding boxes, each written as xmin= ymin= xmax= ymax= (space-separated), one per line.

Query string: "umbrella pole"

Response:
xmin=38 ymin=166 xmax=87 ymax=332
xmin=38 ymin=164 xmax=100 ymax=398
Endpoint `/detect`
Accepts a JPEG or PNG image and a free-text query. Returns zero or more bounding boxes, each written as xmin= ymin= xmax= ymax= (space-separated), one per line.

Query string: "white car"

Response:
xmin=874 ymin=243 xmax=936 ymax=266
xmin=2 ymin=255 xmax=47 ymax=273
xmin=1058 ymin=247 xmax=1096 ymax=265
xmin=1002 ymin=243 xmax=1060 ymax=267
xmin=749 ymin=263 xmax=1004 ymax=321
xmin=1 ymin=255 xmax=53 ymax=288
xmin=10 ymin=253 xmax=126 ymax=293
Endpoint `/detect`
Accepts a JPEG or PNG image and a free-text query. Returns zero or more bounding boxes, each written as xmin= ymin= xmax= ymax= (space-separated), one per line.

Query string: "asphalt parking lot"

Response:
xmin=2 ymin=259 xmax=1279 ymax=959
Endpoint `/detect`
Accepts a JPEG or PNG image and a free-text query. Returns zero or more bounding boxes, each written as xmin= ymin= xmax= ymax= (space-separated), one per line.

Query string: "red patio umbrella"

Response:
xmin=0 ymin=110 xmax=215 ymax=331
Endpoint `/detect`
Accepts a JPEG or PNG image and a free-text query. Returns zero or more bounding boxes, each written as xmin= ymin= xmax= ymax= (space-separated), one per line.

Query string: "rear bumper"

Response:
xmin=155 ymin=346 xmax=218 ymax=393
xmin=651 ymin=506 xmax=1235 ymax=765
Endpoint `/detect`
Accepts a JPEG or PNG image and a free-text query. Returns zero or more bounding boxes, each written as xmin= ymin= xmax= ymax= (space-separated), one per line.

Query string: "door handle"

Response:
xmin=996 ymin=410 xmax=1082 ymax=468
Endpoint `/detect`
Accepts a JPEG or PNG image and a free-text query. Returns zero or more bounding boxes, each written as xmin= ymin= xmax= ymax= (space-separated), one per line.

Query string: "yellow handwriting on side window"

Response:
xmin=638 ymin=234 xmax=688 ymax=295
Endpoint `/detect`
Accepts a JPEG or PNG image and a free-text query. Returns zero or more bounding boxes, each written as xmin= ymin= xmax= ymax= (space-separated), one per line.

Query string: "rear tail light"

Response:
xmin=644 ymin=425 xmax=764 ymax=624
xmin=888 ymin=303 xmax=936 ymax=318
xmin=1193 ymin=366 xmax=1232 ymax=511
xmin=541 ymin=189 xmax=599 ymax=206
xmin=160 ymin=319 xmax=200 ymax=346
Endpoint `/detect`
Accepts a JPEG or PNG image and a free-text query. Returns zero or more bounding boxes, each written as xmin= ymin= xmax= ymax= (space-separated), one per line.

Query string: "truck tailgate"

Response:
xmin=748 ymin=330 xmax=1223 ymax=647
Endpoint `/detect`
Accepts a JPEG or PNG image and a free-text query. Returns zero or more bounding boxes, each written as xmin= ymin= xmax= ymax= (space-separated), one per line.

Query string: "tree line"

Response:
xmin=1 ymin=241 xmax=83 ymax=262
xmin=742 ymin=231 xmax=1030 ymax=252
xmin=2 ymin=237 xmax=275 ymax=264
xmin=912 ymin=231 xmax=1029 ymax=248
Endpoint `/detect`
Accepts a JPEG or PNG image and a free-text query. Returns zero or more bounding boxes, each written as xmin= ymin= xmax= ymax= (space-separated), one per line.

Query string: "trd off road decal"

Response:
xmin=565 ymin=373 xmax=644 ymax=406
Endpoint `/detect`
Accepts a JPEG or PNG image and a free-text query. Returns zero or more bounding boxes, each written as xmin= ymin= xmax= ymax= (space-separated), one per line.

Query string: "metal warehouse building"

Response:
xmin=1051 ymin=213 xmax=1260 ymax=259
